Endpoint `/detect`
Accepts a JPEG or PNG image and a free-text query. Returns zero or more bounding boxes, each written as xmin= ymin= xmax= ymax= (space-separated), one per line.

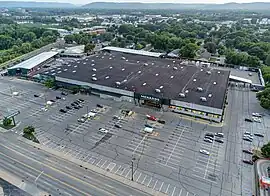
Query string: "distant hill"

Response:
xmin=82 ymin=2 xmax=270 ymax=10
xmin=0 ymin=1 xmax=76 ymax=8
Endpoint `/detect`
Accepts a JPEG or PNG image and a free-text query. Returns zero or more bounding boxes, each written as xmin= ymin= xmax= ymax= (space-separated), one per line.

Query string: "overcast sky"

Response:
xmin=1 ymin=0 xmax=270 ymax=5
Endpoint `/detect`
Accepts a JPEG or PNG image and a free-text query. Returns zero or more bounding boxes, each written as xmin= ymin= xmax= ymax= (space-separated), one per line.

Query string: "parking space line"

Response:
xmin=147 ymin=177 xmax=152 ymax=187
xmin=106 ymin=163 xmax=116 ymax=171
xmin=136 ymin=173 xmax=142 ymax=182
xmin=171 ymin=186 xmax=175 ymax=195
xmin=120 ymin=168 xmax=126 ymax=175
xmin=141 ymin=175 xmax=147 ymax=184
xmin=101 ymin=160 xmax=107 ymax=168
xmin=165 ymin=130 xmax=184 ymax=165
xmin=96 ymin=159 xmax=103 ymax=167
xmin=179 ymin=189 xmax=182 ymax=196
xmin=159 ymin=182 xmax=164 ymax=191
xmin=165 ymin=184 xmax=170 ymax=194
xmin=125 ymin=169 xmax=131 ymax=178
xmin=115 ymin=165 xmax=121 ymax=173
xmin=186 ymin=192 xmax=189 ymax=196
xmin=153 ymin=180 xmax=158 ymax=189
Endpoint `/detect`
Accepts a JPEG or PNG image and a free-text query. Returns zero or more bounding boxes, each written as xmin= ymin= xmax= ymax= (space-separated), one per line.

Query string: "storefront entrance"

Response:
xmin=140 ymin=99 xmax=161 ymax=108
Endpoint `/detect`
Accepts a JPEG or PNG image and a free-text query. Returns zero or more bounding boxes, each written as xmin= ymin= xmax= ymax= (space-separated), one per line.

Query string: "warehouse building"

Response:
xmin=7 ymin=51 xmax=58 ymax=76
xmin=40 ymin=49 xmax=230 ymax=122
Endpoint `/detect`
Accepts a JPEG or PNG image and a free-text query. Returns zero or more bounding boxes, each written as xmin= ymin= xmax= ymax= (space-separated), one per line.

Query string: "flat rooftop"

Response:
xmin=41 ymin=51 xmax=230 ymax=109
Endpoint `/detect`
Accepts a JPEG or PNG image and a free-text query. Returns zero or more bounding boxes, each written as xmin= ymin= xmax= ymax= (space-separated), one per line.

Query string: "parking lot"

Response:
xmin=1 ymin=77 xmax=270 ymax=196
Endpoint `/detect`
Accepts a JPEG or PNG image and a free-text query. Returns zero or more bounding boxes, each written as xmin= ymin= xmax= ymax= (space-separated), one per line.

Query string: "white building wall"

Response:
xmin=56 ymin=76 xmax=134 ymax=97
xmin=170 ymin=99 xmax=223 ymax=115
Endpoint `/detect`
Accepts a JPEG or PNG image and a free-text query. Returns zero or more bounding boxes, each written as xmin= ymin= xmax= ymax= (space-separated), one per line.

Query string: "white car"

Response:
xmin=77 ymin=118 xmax=86 ymax=123
xmin=41 ymin=107 xmax=48 ymax=112
xmin=204 ymin=138 xmax=213 ymax=143
xmin=113 ymin=115 xmax=122 ymax=120
xmin=98 ymin=128 xmax=108 ymax=134
xmin=252 ymin=113 xmax=262 ymax=117
xmin=215 ymin=132 xmax=224 ymax=137
xmin=244 ymin=131 xmax=252 ymax=135
xmin=252 ymin=117 xmax=261 ymax=123
xmin=200 ymin=149 xmax=210 ymax=155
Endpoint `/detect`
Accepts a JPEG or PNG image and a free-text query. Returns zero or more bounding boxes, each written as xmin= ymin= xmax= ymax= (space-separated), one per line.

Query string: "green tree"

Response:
xmin=3 ymin=118 xmax=12 ymax=127
xmin=261 ymin=142 xmax=270 ymax=158
xmin=44 ymin=79 xmax=55 ymax=88
xmin=22 ymin=32 xmax=36 ymax=43
xmin=84 ymin=43 xmax=95 ymax=53
xmin=22 ymin=126 xmax=39 ymax=143
xmin=265 ymin=54 xmax=270 ymax=66
xmin=204 ymin=42 xmax=217 ymax=54
xmin=180 ymin=43 xmax=199 ymax=58
xmin=248 ymin=46 xmax=266 ymax=61
xmin=0 ymin=35 xmax=14 ymax=50
xmin=257 ymin=88 xmax=270 ymax=109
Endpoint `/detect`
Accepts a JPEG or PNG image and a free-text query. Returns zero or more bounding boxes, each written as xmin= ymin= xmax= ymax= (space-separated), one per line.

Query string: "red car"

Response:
xmin=146 ymin=115 xmax=157 ymax=121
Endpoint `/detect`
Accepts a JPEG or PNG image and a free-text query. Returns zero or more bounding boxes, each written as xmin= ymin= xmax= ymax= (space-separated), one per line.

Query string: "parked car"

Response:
xmin=97 ymin=104 xmax=103 ymax=108
xmin=244 ymin=131 xmax=252 ymax=135
xmin=204 ymin=138 xmax=213 ymax=143
xmin=145 ymin=124 xmax=153 ymax=128
xmin=56 ymin=96 xmax=61 ymax=99
xmin=252 ymin=113 xmax=262 ymax=117
xmin=243 ymin=149 xmax=253 ymax=154
xmin=243 ymin=137 xmax=253 ymax=142
xmin=78 ymin=99 xmax=84 ymax=102
xmin=242 ymin=159 xmax=253 ymax=165
xmin=252 ymin=117 xmax=261 ymax=123
xmin=157 ymin=119 xmax=166 ymax=124
xmin=205 ymin=133 xmax=215 ymax=137
xmin=254 ymin=133 xmax=264 ymax=137
xmin=73 ymin=106 xmax=79 ymax=109
xmin=77 ymin=118 xmax=86 ymax=123
xmin=59 ymin=109 xmax=67 ymax=113
xmin=98 ymin=128 xmax=108 ymax=134
xmin=76 ymin=99 xmax=83 ymax=103
xmin=199 ymin=149 xmax=210 ymax=155
xmin=66 ymin=106 xmax=72 ymax=110
xmin=215 ymin=139 xmax=224 ymax=143
xmin=61 ymin=92 xmax=68 ymax=96
xmin=71 ymin=103 xmax=76 ymax=106
xmin=114 ymin=124 xmax=122 ymax=128
xmin=34 ymin=94 xmax=39 ymax=97
xmin=50 ymin=99 xmax=55 ymax=103
xmin=146 ymin=115 xmax=157 ymax=121
xmin=113 ymin=115 xmax=121 ymax=120
xmin=215 ymin=133 xmax=224 ymax=137
xmin=245 ymin=118 xmax=253 ymax=122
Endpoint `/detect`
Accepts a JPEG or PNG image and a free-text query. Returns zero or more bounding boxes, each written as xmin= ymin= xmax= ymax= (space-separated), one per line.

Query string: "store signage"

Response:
xmin=140 ymin=95 xmax=160 ymax=102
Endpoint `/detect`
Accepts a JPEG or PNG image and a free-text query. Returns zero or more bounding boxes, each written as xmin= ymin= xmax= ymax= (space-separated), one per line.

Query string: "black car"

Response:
xmin=56 ymin=96 xmax=61 ymax=99
xmin=158 ymin=120 xmax=166 ymax=124
xmin=205 ymin=133 xmax=214 ymax=137
xmin=59 ymin=109 xmax=67 ymax=113
xmin=114 ymin=124 xmax=122 ymax=128
xmin=243 ymin=159 xmax=253 ymax=165
xmin=254 ymin=133 xmax=264 ymax=137
xmin=73 ymin=106 xmax=79 ymax=109
xmin=97 ymin=104 xmax=103 ymax=108
xmin=76 ymin=99 xmax=83 ymax=103
xmin=61 ymin=92 xmax=68 ymax=96
xmin=245 ymin=118 xmax=253 ymax=122
xmin=79 ymin=99 xmax=84 ymax=102
xmin=71 ymin=103 xmax=76 ymax=106
xmin=66 ymin=106 xmax=72 ymax=110
xmin=50 ymin=99 xmax=55 ymax=102
xmin=73 ymin=101 xmax=80 ymax=105
xmin=215 ymin=139 xmax=224 ymax=143
xmin=77 ymin=104 xmax=83 ymax=108
xmin=243 ymin=149 xmax=253 ymax=154
xmin=243 ymin=137 xmax=253 ymax=142
xmin=34 ymin=94 xmax=39 ymax=97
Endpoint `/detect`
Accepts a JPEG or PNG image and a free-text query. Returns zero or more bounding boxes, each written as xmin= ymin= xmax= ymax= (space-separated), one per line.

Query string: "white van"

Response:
xmin=142 ymin=127 xmax=153 ymax=133
xmin=12 ymin=92 xmax=19 ymax=96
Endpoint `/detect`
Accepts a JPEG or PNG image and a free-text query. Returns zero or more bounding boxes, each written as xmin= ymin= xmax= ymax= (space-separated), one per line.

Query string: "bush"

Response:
xmin=3 ymin=118 xmax=12 ymax=126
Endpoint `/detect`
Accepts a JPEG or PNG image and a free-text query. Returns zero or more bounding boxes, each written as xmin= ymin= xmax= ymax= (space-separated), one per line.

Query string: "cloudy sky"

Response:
xmin=1 ymin=0 xmax=269 ymax=5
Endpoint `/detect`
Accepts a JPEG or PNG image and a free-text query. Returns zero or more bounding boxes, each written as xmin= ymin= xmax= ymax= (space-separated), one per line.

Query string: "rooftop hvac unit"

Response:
xmin=155 ymin=73 xmax=159 ymax=76
xmin=116 ymin=81 xmax=121 ymax=85
xmin=143 ymin=83 xmax=146 ymax=86
xmin=201 ymin=69 xmax=203 ymax=71
xmin=138 ymin=71 xmax=142 ymax=74
xmin=109 ymin=66 xmax=113 ymax=69
xmin=213 ymin=82 xmax=217 ymax=85
xmin=208 ymin=94 xmax=212 ymax=98
xmin=92 ymin=77 xmax=97 ymax=81
xmin=92 ymin=68 xmax=97 ymax=72
xmin=197 ymin=87 xmax=203 ymax=92
xmin=155 ymin=89 xmax=161 ymax=93
xmin=159 ymin=86 xmax=163 ymax=89
xmin=105 ymin=76 xmax=110 ymax=79
xmin=207 ymin=71 xmax=211 ymax=75
xmin=92 ymin=74 xmax=96 ymax=76
xmin=193 ymin=79 xmax=197 ymax=82
xmin=173 ymin=67 xmax=178 ymax=70
xmin=185 ymin=90 xmax=189 ymax=94
xmin=179 ymin=93 xmax=185 ymax=97
xmin=200 ymin=97 xmax=207 ymax=102
xmin=144 ymin=63 xmax=148 ymax=66
xmin=167 ymin=64 xmax=170 ymax=67
xmin=121 ymin=68 xmax=125 ymax=71
xmin=121 ymin=57 xmax=126 ymax=60
xmin=72 ymin=70 xmax=76 ymax=73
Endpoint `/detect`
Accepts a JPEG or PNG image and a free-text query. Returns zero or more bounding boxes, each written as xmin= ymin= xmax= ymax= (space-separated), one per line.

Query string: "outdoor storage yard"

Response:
xmin=0 ymin=77 xmax=269 ymax=196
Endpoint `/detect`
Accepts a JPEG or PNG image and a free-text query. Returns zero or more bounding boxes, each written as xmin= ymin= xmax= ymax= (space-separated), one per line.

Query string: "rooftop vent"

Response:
xmin=155 ymin=73 xmax=159 ymax=76
xmin=121 ymin=57 xmax=126 ymax=60
xmin=218 ymin=71 xmax=221 ymax=74
xmin=116 ymin=81 xmax=121 ymax=85
xmin=92 ymin=77 xmax=97 ymax=81
xmin=138 ymin=71 xmax=142 ymax=74
xmin=200 ymin=97 xmax=207 ymax=102
xmin=155 ymin=89 xmax=161 ymax=93
xmin=193 ymin=79 xmax=197 ymax=82
xmin=208 ymin=94 xmax=212 ymax=98
xmin=121 ymin=68 xmax=125 ymax=71
xmin=185 ymin=90 xmax=189 ymax=94
xmin=137 ymin=61 xmax=140 ymax=63
xmin=170 ymin=75 xmax=174 ymax=79
xmin=197 ymin=87 xmax=203 ymax=92
xmin=159 ymin=86 xmax=163 ymax=89
xmin=92 ymin=74 xmax=96 ymax=77
xmin=109 ymin=66 xmax=113 ymax=69
xmin=92 ymin=68 xmax=97 ymax=72
xmin=144 ymin=63 xmax=148 ymax=66
xmin=213 ymin=82 xmax=217 ymax=85
xmin=64 ymin=69 xmax=67 ymax=71
xmin=72 ymin=70 xmax=76 ymax=73
xmin=206 ymin=71 xmax=211 ymax=75
xmin=143 ymin=83 xmax=146 ymax=86
xmin=179 ymin=93 xmax=185 ymax=97
xmin=92 ymin=60 xmax=95 ymax=62
xmin=173 ymin=67 xmax=178 ymax=70
xmin=105 ymin=76 xmax=110 ymax=79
